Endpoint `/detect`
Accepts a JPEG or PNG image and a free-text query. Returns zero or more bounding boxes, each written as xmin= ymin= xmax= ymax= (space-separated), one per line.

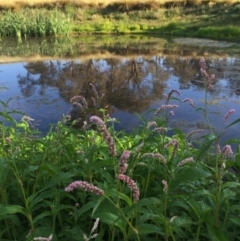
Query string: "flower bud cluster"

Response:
xmin=119 ymin=150 xmax=131 ymax=174
xmin=222 ymin=145 xmax=233 ymax=158
xmin=147 ymin=121 xmax=157 ymax=129
xmin=199 ymin=58 xmax=215 ymax=90
xmin=162 ymin=180 xmax=168 ymax=193
xmin=164 ymin=139 xmax=179 ymax=157
xmin=83 ymin=218 xmax=100 ymax=241
xmin=183 ymin=98 xmax=195 ymax=107
xmin=70 ymin=95 xmax=88 ymax=108
xmin=153 ymin=127 xmax=168 ymax=133
xmin=34 ymin=234 xmax=52 ymax=241
xmin=142 ymin=153 xmax=166 ymax=164
xmin=89 ymin=83 xmax=99 ymax=100
xmin=118 ymin=174 xmax=140 ymax=202
xmin=177 ymin=157 xmax=193 ymax=167
xmin=89 ymin=115 xmax=117 ymax=156
xmin=224 ymin=109 xmax=235 ymax=122
xmin=168 ymin=111 xmax=174 ymax=118
xmin=154 ymin=105 xmax=179 ymax=117
xmin=166 ymin=89 xmax=181 ymax=104
xmin=186 ymin=129 xmax=204 ymax=140
xmin=65 ymin=180 xmax=104 ymax=196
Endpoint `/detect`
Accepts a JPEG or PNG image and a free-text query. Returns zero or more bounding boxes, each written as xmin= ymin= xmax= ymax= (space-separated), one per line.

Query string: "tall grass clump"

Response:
xmin=0 ymin=8 xmax=71 ymax=38
xmin=195 ymin=25 xmax=240 ymax=41
xmin=1 ymin=62 xmax=240 ymax=241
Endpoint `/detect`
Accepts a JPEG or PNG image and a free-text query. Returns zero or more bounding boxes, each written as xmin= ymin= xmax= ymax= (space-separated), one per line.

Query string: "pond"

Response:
xmin=1 ymin=35 xmax=240 ymax=149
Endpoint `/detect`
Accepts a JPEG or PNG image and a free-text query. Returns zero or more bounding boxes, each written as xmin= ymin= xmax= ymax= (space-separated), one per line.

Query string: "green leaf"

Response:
xmin=225 ymin=118 xmax=240 ymax=129
xmin=0 ymin=204 xmax=26 ymax=216
xmin=134 ymin=223 xmax=163 ymax=236
xmin=75 ymin=201 xmax=96 ymax=218
xmin=138 ymin=197 xmax=160 ymax=207
xmin=33 ymin=211 xmax=52 ymax=224
xmin=222 ymin=182 xmax=240 ymax=189
xmin=169 ymin=166 xmax=211 ymax=192
xmin=219 ymin=189 xmax=235 ymax=207
xmin=92 ymin=196 xmax=105 ymax=216
xmin=228 ymin=217 xmax=240 ymax=226
xmin=107 ymin=188 xmax=133 ymax=206
xmin=96 ymin=212 xmax=126 ymax=233
xmin=171 ymin=215 xmax=195 ymax=228
xmin=196 ymin=134 xmax=217 ymax=160
xmin=196 ymin=107 xmax=205 ymax=114
xmin=205 ymin=219 xmax=228 ymax=241
xmin=229 ymin=205 xmax=240 ymax=212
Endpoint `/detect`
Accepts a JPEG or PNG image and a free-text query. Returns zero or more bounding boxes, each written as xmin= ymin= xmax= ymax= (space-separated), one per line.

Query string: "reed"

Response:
xmin=0 ymin=8 xmax=71 ymax=38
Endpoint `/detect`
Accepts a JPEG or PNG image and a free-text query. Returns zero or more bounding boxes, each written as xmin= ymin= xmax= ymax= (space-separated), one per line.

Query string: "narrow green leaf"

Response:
xmin=225 ymin=118 xmax=240 ymax=129
xmin=196 ymin=135 xmax=217 ymax=161
xmin=169 ymin=166 xmax=211 ymax=192
xmin=138 ymin=197 xmax=160 ymax=206
xmin=135 ymin=223 xmax=163 ymax=236
xmin=96 ymin=212 xmax=126 ymax=233
xmin=219 ymin=189 xmax=235 ymax=206
xmin=205 ymin=220 xmax=228 ymax=241
xmin=222 ymin=182 xmax=240 ymax=189
xmin=29 ymin=188 xmax=60 ymax=210
xmin=229 ymin=217 xmax=240 ymax=226
xmin=33 ymin=211 xmax=52 ymax=224
xmin=186 ymin=199 xmax=202 ymax=219
xmin=91 ymin=196 xmax=105 ymax=217
xmin=107 ymin=188 xmax=133 ymax=206
xmin=75 ymin=201 xmax=96 ymax=218
xmin=0 ymin=204 xmax=26 ymax=216
xmin=196 ymin=107 xmax=205 ymax=113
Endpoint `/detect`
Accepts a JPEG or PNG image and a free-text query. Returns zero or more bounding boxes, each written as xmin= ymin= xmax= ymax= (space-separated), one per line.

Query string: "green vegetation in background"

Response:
xmin=1 ymin=59 xmax=240 ymax=240
xmin=0 ymin=2 xmax=240 ymax=41
xmin=0 ymin=8 xmax=71 ymax=38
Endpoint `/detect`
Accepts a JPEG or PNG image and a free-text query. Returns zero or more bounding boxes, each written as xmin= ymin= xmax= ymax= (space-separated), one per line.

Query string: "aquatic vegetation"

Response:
xmin=1 ymin=58 xmax=240 ymax=241
xmin=0 ymin=8 xmax=71 ymax=38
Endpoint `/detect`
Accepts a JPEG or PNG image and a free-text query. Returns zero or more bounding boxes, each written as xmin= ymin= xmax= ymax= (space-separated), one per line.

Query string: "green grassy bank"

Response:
xmin=0 ymin=1 xmax=240 ymax=41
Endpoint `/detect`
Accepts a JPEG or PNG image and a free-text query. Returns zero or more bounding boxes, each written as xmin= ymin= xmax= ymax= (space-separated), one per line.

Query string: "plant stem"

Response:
xmin=195 ymin=223 xmax=202 ymax=241
xmin=105 ymin=196 xmax=140 ymax=241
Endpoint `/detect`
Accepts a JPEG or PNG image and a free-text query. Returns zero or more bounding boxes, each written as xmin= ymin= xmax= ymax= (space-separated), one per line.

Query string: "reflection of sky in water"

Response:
xmin=1 ymin=57 xmax=240 ymax=150
xmin=0 ymin=62 xmax=70 ymax=133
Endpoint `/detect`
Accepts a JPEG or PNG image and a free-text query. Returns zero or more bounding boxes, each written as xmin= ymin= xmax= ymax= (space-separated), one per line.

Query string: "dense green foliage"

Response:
xmin=1 ymin=2 xmax=240 ymax=41
xmin=0 ymin=8 xmax=70 ymax=38
xmin=1 ymin=59 xmax=240 ymax=241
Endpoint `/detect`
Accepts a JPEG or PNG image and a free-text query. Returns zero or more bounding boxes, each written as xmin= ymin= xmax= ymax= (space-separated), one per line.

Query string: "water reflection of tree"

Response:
xmin=18 ymin=57 xmax=169 ymax=114
xmin=17 ymin=55 xmax=240 ymax=115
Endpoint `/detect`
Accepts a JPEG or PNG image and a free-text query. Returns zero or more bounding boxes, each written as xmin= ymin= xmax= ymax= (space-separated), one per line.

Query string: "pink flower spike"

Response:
xmin=224 ymin=109 xmax=235 ymax=122
xmin=168 ymin=111 xmax=174 ymax=117
xmin=118 ymin=174 xmax=140 ymax=202
xmin=199 ymin=58 xmax=206 ymax=68
xmin=162 ymin=180 xmax=168 ymax=193
xmin=183 ymin=98 xmax=195 ymax=107
xmin=169 ymin=89 xmax=181 ymax=96
xmin=119 ymin=150 xmax=131 ymax=174
xmin=222 ymin=145 xmax=233 ymax=158
xmin=65 ymin=181 xmax=104 ymax=196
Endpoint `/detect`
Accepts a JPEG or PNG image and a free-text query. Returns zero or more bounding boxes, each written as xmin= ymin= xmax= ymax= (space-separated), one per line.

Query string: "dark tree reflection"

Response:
xmin=17 ymin=55 xmax=240 ymax=115
xmin=18 ymin=57 xmax=169 ymax=114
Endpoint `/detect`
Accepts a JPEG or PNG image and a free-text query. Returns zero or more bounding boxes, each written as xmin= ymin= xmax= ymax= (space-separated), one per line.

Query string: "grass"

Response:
xmin=1 ymin=0 xmax=240 ymax=40
xmin=1 ymin=59 xmax=240 ymax=240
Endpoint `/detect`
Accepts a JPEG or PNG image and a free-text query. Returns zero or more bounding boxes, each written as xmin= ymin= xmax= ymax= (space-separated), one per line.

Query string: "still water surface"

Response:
xmin=1 ymin=36 xmax=240 ymax=148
